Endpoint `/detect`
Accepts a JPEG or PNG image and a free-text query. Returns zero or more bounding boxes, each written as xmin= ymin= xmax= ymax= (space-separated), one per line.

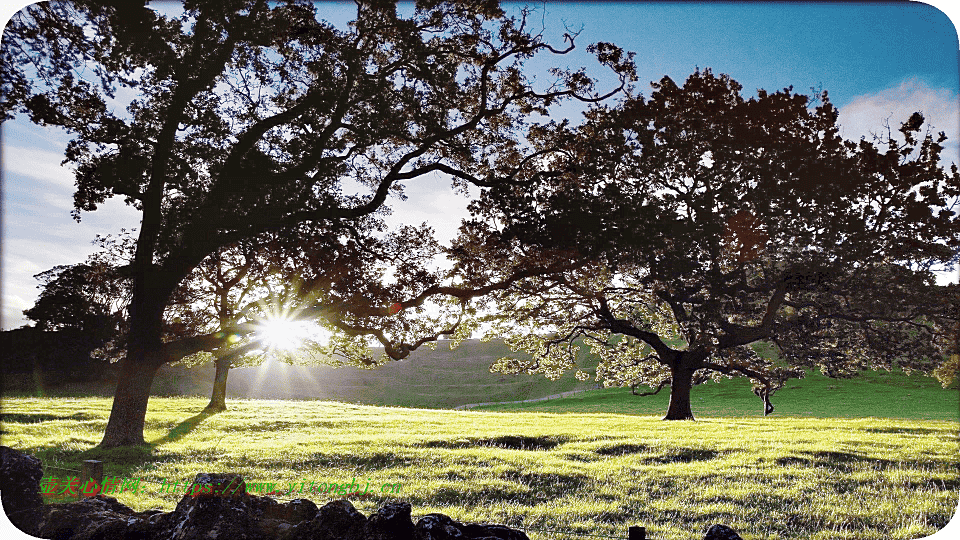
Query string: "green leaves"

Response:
xmin=451 ymin=68 xmax=960 ymax=418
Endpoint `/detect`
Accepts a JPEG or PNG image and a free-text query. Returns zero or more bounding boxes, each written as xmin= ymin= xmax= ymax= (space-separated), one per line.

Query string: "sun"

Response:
xmin=255 ymin=314 xmax=334 ymax=354
xmin=256 ymin=316 xmax=309 ymax=351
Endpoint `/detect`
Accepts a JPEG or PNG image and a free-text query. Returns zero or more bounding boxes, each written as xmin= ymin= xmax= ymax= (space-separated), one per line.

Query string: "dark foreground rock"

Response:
xmin=703 ymin=524 xmax=743 ymax=540
xmin=25 ymin=495 xmax=530 ymax=540
xmin=1 ymin=445 xmax=45 ymax=532
xmin=3 ymin=446 xmax=745 ymax=540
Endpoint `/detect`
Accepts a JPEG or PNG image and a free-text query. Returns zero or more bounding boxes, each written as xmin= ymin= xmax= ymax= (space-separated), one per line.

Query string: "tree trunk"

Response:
xmin=204 ymin=356 xmax=230 ymax=412
xmin=99 ymin=355 xmax=161 ymax=447
xmin=664 ymin=361 xmax=696 ymax=421
xmin=99 ymin=266 xmax=171 ymax=448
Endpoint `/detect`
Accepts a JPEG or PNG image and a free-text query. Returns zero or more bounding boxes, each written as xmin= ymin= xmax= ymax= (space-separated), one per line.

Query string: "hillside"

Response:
xmin=7 ymin=336 xmax=956 ymax=417
xmin=4 ymin=339 xmax=601 ymax=409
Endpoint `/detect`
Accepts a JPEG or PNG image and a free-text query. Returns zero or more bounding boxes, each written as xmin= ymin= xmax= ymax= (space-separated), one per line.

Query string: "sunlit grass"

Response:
xmin=1 ymin=397 xmax=957 ymax=540
xmin=477 ymin=367 xmax=959 ymax=421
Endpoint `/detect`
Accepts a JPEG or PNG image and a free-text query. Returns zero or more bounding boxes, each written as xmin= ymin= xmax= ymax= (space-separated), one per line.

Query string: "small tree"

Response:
xmin=176 ymin=219 xmax=455 ymax=412
xmin=451 ymin=69 xmax=960 ymax=419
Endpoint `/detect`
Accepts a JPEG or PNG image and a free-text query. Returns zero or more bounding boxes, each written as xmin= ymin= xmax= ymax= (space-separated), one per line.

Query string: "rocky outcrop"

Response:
xmin=25 ymin=494 xmax=530 ymax=540
xmin=416 ymin=513 xmax=530 ymax=540
xmin=1 ymin=445 xmax=45 ymax=533
xmin=32 ymin=494 xmax=164 ymax=540
xmin=2 ymin=446 xmax=745 ymax=540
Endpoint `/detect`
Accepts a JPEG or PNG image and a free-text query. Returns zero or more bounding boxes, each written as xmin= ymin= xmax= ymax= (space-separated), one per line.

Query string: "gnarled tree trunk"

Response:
xmin=204 ymin=356 xmax=231 ymax=412
xmin=99 ymin=266 xmax=171 ymax=448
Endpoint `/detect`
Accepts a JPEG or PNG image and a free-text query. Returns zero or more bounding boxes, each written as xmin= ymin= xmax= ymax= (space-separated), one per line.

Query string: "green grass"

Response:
xmin=1 ymin=396 xmax=957 ymax=540
xmin=477 ymin=368 xmax=960 ymax=421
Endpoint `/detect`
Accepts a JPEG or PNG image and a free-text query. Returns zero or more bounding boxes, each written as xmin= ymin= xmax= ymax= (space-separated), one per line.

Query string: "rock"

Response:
xmin=284 ymin=499 xmax=368 ymax=540
xmin=252 ymin=496 xmax=319 ymax=524
xmin=703 ymin=524 xmax=743 ymax=540
xmin=365 ymin=501 xmax=416 ymax=540
xmin=460 ymin=522 xmax=529 ymax=540
xmin=252 ymin=497 xmax=319 ymax=538
xmin=159 ymin=473 xmax=255 ymax=539
xmin=1 ymin=445 xmax=45 ymax=534
xmin=415 ymin=514 xmax=465 ymax=540
xmin=415 ymin=513 xmax=529 ymax=540
xmin=33 ymin=494 xmax=152 ymax=540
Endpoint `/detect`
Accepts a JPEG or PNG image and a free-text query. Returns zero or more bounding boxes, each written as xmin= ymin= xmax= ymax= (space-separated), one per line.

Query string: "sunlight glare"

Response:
xmin=256 ymin=317 xmax=331 ymax=352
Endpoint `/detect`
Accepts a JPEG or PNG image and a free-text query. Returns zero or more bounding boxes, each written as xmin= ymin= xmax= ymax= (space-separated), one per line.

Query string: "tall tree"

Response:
xmin=450 ymin=69 xmax=960 ymax=419
xmin=22 ymin=230 xmax=136 ymax=365
xmin=3 ymin=0 xmax=632 ymax=446
xmin=25 ymin=262 xmax=125 ymax=344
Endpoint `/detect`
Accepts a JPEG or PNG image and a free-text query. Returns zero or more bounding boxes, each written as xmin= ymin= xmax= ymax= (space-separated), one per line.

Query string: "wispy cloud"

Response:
xmin=838 ymin=79 xmax=960 ymax=286
xmin=1 ymin=190 xmax=141 ymax=329
xmin=837 ymin=78 xmax=959 ymax=166
xmin=3 ymin=146 xmax=77 ymax=186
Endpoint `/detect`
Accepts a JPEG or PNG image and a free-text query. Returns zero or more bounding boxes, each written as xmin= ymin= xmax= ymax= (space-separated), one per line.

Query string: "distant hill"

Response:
xmin=171 ymin=339 xmax=601 ymax=408
xmin=4 ymin=339 xmax=601 ymax=409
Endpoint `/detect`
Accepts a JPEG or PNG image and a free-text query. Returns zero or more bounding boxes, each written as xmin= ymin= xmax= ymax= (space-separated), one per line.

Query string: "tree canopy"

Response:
xmin=2 ymin=0 xmax=632 ymax=446
xmin=449 ymin=69 xmax=960 ymax=419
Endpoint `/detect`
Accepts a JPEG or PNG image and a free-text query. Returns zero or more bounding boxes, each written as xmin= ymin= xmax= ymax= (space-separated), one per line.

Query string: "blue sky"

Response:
xmin=534 ymin=2 xmax=959 ymax=104
xmin=2 ymin=1 xmax=959 ymax=329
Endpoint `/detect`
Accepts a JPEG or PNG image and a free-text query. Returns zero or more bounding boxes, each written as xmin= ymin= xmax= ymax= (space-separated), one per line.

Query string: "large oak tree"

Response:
xmin=3 ymin=0 xmax=632 ymax=446
xmin=449 ymin=69 xmax=960 ymax=419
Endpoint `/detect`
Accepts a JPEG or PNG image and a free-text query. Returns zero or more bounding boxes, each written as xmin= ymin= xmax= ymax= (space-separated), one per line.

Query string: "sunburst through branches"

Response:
xmin=254 ymin=308 xmax=332 ymax=358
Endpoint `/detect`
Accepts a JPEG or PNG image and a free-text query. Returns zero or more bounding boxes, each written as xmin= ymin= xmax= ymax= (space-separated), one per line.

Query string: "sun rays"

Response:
xmin=256 ymin=316 xmax=317 ymax=352
xmin=246 ymin=296 xmax=335 ymax=398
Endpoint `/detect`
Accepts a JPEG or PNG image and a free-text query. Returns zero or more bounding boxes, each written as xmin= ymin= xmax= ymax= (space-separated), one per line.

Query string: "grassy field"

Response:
xmin=1 ymin=396 xmax=957 ymax=540
xmin=477 ymin=368 xmax=960 ymax=421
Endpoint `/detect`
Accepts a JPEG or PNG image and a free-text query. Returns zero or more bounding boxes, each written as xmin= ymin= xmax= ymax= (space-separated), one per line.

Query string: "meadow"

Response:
xmin=476 ymin=367 xmax=960 ymax=421
xmin=1 ymin=391 xmax=957 ymax=540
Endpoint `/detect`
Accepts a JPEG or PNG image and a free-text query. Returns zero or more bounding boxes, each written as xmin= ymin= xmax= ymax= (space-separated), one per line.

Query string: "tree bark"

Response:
xmin=664 ymin=359 xmax=696 ymax=421
xmin=99 ymin=266 xmax=172 ymax=448
xmin=204 ymin=356 xmax=230 ymax=412
xmin=99 ymin=354 xmax=161 ymax=447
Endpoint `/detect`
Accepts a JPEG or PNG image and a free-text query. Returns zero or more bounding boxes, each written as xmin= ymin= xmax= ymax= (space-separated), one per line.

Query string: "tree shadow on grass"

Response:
xmin=774 ymin=450 xmax=905 ymax=472
xmin=149 ymin=409 xmax=218 ymax=447
xmin=419 ymin=435 xmax=568 ymax=451
xmin=0 ymin=412 xmax=100 ymax=423
xmin=50 ymin=409 xmax=221 ymax=463
xmin=12 ymin=409 xmax=226 ymax=506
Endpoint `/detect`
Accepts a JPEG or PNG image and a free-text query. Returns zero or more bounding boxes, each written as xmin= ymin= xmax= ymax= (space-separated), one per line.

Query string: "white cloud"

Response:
xmin=1 ymin=188 xmax=141 ymax=329
xmin=2 ymin=293 xmax=33 ymax=330
xmin=383 ymin=172 xmax=477 ymax=247
xmin=2 ymin=146 xmax=77 ymax=186
xmin=837 ymin=78 xmax=959 ymax=166
xmin=839 ymin=79 xmax=960 ymax=286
